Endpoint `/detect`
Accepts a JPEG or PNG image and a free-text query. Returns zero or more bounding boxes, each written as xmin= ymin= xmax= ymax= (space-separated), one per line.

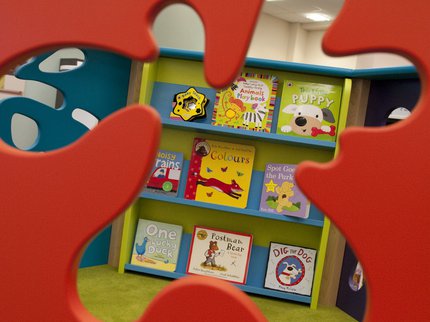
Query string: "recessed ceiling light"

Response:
xmin=305 ymin=13 xmax=331 ymax=22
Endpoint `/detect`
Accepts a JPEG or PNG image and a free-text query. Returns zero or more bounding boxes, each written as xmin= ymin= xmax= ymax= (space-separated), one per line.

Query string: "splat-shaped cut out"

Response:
xmin=0 ymin=0 xmax=264 ymax=320
xmin=296 ymin=0 xmax=430 ymax=320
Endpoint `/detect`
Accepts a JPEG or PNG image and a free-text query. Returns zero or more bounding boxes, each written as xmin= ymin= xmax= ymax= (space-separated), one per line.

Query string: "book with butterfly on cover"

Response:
xmin=276 ymin=76 xmax=343 ymax=142
xmin=184 ymin=138 xmax=255 ymax=209
xmin=259 ymin=163 xmax=310 ymax=219
xmin=130 ymin=219 xmax=183 ymax=272
xmin=211 ymin=73 xmax=278 ymax=132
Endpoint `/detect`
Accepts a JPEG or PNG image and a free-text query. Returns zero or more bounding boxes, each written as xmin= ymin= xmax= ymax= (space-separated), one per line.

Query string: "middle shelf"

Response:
xmin=140 ymin=160 xmax=325 ymax=227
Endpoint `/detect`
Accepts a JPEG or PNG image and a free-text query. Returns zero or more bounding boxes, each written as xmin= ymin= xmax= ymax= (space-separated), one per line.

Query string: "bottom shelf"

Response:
xmin=124 ymin=233 xmax=312 ymax=305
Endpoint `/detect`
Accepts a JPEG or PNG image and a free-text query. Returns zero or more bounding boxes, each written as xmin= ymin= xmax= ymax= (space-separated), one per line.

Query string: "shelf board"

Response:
xmin=140 ymin=161 xmax=324 ymax=228
xmin=125 ymin=264 xmax=311 ymax=304
xmin=150 ymin=81 xmax=336 ymax=150
xmin=140 ymin=192 xmax=324 ymax=227
xmin=125 ymin=238 xmax=312 ymax=305
xmin=158 ymin=47 xmax=419 ymax=80
xmin=161 ymin=118 xmax=336 ymax=150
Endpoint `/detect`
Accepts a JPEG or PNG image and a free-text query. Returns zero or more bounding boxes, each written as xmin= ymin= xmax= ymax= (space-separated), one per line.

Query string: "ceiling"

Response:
xmin=262 ymin=0 xmax=344 ymax=24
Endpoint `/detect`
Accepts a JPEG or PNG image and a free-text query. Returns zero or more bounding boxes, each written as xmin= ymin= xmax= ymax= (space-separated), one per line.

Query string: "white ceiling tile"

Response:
xmin=263 ymin=0 xmax=344 ymax=23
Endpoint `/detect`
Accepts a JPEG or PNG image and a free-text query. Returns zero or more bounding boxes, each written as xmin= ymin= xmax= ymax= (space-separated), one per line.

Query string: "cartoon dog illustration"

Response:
xmin=278 ymin=261 xmax=302 ymax=285
xmin=280 ymin=104 xmax=336 ymax=137
xmin=275 ymin=181 xmax=295 ymax=212
xmin=204 ymin=241 xmax=221 ymax=267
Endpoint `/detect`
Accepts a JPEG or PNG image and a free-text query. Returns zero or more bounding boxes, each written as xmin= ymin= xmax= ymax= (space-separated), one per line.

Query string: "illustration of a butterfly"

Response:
xmin=221 ymin=166 xmax=228 ymax=172
xmin=206 ymin=192 xmax=213 ymax=197
xmin=237 ymin=171 xmax=244 ymax=176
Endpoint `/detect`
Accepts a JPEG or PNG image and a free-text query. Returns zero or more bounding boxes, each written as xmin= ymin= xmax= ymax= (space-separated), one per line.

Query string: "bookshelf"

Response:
xmin=118 ymin=48 xmax=352 ymax=308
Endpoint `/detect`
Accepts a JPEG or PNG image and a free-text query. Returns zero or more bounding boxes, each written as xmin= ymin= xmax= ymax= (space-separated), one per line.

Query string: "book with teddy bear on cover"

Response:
xmin=186 ymin=226 xmax=253 ymax=284
xmin=259 ymin=163 xmax=310 ymax=219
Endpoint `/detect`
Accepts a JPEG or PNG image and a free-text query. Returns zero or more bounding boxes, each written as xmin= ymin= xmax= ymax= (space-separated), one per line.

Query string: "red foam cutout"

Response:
xmin=0 ymin=0 xmax=266 ymax=320
xmin=296 ymin=0 xmax=430 ymax=320
xmin=0 ymin=105 xmax=161 ymax=320
xmin=140 ymin=276 xmax=268 ymax=322
xmin=0 ymin=0 xmax=263 ymax=88
xmin=3 ymin=0 xmax=426 ymax=320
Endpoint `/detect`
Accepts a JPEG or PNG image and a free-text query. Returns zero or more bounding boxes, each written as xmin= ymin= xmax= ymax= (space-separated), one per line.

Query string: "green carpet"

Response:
xmin=77 ymin=265 xmax=357 ymax=322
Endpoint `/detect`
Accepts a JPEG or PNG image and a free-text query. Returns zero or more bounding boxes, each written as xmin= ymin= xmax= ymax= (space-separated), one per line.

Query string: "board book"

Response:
xmin=186 ymin=226 xmax=253 ymax=284
xmin=264 ymin=242 xmax=317 ymax=296
xmin=130 ymin=219 xmax=183 ymax=272
xmin=169 ymin=87 xmax=209 ymax=122
xmin=184 ymin=138 xmax=255 ymax=208
xmin=259 ymin=163 xmax=310 ymax=219
xmin=143 ymin=150 xmax=183 ymax=197
xmin=276 ymin=77 xmax=343 ymax=142
xmin=212 ymin=73 xmax=278 ymax=132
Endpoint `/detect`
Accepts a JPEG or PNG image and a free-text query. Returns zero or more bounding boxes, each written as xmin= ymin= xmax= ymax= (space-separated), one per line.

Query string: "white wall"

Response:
xmin=153 ymin=4 xmax=205 ymax=51
xmin=287 ymin=23 xmax=308 ymax=63
xmin=355 ymin=53 xmax=412 ymax=69
xmin=152 ymin=6 xmax=411 ymax=69
xmin=247 ymin=13 xmax=290 ymax=61
xmin=301 ymin=30 xmax=358 ymax=68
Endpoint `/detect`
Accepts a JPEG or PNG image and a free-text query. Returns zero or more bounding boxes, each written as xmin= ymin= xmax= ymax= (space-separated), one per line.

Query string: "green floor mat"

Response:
xmin=77 ymin=265 xmax=357 ymax=322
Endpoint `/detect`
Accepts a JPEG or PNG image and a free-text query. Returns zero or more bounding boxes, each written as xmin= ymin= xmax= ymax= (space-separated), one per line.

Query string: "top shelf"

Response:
xmin=158 ymin=47 xmax=419 ymax=80
xmin=150 ymin=81 xmax=337 ymax=150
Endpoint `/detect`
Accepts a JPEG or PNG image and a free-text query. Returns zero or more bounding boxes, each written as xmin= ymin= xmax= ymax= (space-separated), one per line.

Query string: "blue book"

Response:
xmin=144 ymin=150 xmax=184 ymax=197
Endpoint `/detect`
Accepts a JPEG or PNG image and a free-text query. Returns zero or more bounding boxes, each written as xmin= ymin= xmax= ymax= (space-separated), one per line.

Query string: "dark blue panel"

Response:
xmin=0 ymin=48 xmax=131 ymax=151
xmin=336 ymin=244 xmax=367 ymax=321
xmin=0 ymin=49 xmax=131 ymax=267
xmin=365 ymin=78 xmax=420 ymax=127
xmin=79 ymin=226 xmax=112 ymax=268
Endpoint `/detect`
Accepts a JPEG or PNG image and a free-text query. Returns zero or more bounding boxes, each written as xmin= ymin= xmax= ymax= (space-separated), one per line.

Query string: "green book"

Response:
xmin=276 ymin=77 xmax=343 ymax=142
xmin=131 ymin=219 xmax=183 ymax=272
xmin=212 ymin=73 xmax=278 ymax=132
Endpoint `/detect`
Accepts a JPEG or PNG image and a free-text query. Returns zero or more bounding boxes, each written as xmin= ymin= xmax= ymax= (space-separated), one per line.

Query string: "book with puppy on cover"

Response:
xmin=259 ymin=163 xmax=310 ymax=219
xmin=276 ymin=76 xmax=343 ymax=142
